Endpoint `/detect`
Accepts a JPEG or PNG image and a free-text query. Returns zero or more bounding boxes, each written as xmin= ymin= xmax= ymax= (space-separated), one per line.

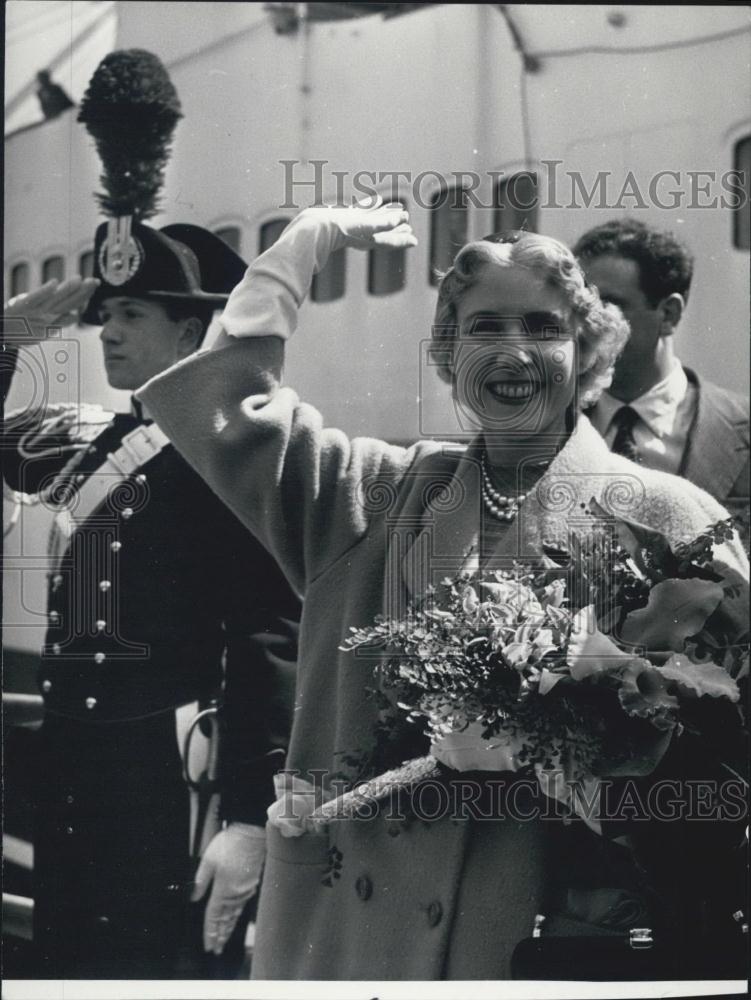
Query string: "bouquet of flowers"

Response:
xmin=311 ymin=513 xmax=747 ymax=827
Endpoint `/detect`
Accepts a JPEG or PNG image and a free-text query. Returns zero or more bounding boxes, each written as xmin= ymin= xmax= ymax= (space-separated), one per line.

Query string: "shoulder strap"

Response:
xmin=49 ymin=423 xmax=171 ymax=570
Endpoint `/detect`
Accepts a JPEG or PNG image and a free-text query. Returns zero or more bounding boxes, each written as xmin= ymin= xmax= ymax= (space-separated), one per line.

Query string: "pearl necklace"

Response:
xmin=480 ymin=452 xmax=528 ymax=523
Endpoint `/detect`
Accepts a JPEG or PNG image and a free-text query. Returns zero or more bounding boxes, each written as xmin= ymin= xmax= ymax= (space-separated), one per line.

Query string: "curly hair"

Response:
xmin=432 ymin=234 xmax=630 ymax=408
xmin=573 ymin=219 xmax=694 ymax=306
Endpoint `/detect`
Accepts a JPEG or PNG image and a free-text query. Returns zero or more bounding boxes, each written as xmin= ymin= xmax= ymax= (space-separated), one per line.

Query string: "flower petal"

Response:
xmin=620 ymin=579 xmax=724 ymax=652
xmin=568 ymin=605 xmax=634 ymax=680
xmin=618 ymin=658 xmax=679 ymax=720
xmin=656 ymin=653 xmax=740 ymax=702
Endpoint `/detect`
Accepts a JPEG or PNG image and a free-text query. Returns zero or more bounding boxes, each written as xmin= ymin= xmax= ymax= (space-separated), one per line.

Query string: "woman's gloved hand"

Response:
xmin=219 ymin=197 xmax=417 ymax=342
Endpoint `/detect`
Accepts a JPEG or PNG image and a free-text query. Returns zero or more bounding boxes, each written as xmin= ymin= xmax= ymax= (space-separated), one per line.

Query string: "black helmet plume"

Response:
xmin=77 ymin=49 xmax=182 ymax=220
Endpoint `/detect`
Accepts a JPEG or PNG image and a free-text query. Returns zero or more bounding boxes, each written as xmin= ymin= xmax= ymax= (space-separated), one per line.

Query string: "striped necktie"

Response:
xmin=611 ymin=405 xmax=640 ymax=462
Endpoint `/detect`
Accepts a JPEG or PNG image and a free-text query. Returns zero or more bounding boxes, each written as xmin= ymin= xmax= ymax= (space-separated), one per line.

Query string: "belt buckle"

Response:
xmin=121 ymin=425 xmax=159 ymax=468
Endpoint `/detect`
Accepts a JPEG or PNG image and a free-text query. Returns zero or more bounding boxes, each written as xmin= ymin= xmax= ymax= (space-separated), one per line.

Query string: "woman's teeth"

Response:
xmin=488 ymin=382 xmax=540 ymax=400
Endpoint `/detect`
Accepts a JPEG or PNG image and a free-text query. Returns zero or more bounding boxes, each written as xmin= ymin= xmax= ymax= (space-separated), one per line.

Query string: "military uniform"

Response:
xmin=3 ymin=394 xmax=299 ymax=978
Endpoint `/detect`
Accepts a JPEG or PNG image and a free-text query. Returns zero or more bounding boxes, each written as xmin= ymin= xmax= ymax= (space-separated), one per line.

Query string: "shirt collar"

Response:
xmin=596 ymin=359 xmax=688 ymax=438
xmin=130 ymin=396 xmax=154 ymax=423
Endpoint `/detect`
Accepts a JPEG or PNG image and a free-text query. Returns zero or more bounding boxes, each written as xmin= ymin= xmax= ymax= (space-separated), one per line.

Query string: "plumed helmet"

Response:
xmin=78 ymin=49 xmax=247 ymax=325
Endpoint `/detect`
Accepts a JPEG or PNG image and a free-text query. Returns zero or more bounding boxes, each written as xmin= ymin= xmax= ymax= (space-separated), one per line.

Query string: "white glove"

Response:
xmin=191 ymin=822 xmax=266 ymax=955
xmin=220 ymin=197 xmax=417 ymax=341
xmin=266 ymin=771 xmax=335 ymax=837
xmin=4 ymin=277 xmax=100 ymax=344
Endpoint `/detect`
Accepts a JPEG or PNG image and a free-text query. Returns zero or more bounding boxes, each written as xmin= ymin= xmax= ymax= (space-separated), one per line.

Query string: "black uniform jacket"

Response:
xmin=4 ymin=395 xmax=300 ymax=826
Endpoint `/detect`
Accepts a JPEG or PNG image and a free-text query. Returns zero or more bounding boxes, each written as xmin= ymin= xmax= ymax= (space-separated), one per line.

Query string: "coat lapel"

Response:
xmin=400 ymin=417 xmax=631 ymax=601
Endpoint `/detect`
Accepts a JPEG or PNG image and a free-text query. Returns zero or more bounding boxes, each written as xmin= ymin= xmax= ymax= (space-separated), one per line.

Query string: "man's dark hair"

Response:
xmin=156 ymin=298 xmax=216 ymax=345
xmin=573 ymin=219 xmax=694 ymax=306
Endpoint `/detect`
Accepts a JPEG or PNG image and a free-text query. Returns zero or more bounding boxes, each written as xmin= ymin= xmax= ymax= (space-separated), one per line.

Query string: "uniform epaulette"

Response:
xmin=9 ymin=402 xmax=116 ymax=458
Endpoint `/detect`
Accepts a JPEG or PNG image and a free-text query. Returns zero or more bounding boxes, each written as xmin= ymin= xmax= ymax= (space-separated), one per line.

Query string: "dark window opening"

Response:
xmin=10 ymin=262 xmax=30 ymax=298
xmin=79 ymin=250 xmax=95 ymax=279
xmin=493 ymin=172 xmax=538 ymax=235
xmin=42 ymin=256 xmax=65 ymax=283
xmin=214 ymin=226 xmax=242 ymax=254
xmin=258 ymin=218 xmax=290 ymax=254
xmin=429 ymin=186 xmax=469 ymax=286
xmin=733 ymin=136 xmax=750 ymax=251
xmin=369 ymin=199 xmax=408 ymax=295
xmin=312 ymin=248 xmax=347 ymax=303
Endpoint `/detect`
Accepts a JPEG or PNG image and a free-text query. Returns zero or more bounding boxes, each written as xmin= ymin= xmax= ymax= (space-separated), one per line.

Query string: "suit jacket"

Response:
xmin=680 ymin=368 xmax=750 ymax=515
xmin=141 ymin=338 xmax=748 ymax=981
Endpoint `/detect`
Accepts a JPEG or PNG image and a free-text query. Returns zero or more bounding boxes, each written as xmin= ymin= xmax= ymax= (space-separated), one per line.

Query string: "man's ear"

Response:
xmin=176 ymin=316 xmax=203 ymax=358
xmin=658 ymin=293 xmax=684 ymax=335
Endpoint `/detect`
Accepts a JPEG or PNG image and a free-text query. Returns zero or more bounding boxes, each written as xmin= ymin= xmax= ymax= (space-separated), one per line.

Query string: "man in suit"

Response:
xmin=573 ymin=219 xmax=749 ymax=524
xmin=2 ymin=223 xmax=300 ymax=978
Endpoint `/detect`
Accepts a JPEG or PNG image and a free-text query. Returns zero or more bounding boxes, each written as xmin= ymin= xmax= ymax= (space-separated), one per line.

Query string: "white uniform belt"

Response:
xmin=52 ymin=423 xmax=170 ymax=548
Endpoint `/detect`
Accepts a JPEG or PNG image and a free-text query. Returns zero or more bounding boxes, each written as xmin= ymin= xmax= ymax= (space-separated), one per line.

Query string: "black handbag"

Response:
xmin=511 ymin=923 xmax=673 ymax=981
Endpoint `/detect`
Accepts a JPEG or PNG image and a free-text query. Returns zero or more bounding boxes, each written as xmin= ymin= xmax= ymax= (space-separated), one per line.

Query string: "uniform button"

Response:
xmin=94 ymin=652 xmax=106 ymax=664
xmin=75 ymin=474 xmax=85 ymax=484
xmin=49 ymin=610 xmax=59 ymax=622
xmin=42 ymin=680 xmax=52 ymax=692
xmin=136 ymin=474 xmax=147 ymax=484
xmin=427 ymin=901 xmax=443 ymax=928
xmin=121 ymin=507 xmax=134 ymax=520
xmin=97 ymin=915 xmax=110 ymax=927
xmin=66 ymin=795 xmax=74 ymax=805
xmin=110 ymin=541 xmax=122 ymax=552
xmin=355 ymin=875 xmax=373 ymax=901
xmin=99 ymin=580 xmax=111 ymax=592
xmin=88 ymin=446 xmax=97 ymax=455
xmin=95 ymin=620 xmax=106 ymax=632
xmin=52 ymin=644 xmax=61 ymax=655
xmin=52 ymin=574 xmax=63 ymax=589
xmin=85 ymin=697 xmax=97 ymax=710
xmin=66 ymin=826 xmax=74 ymax=835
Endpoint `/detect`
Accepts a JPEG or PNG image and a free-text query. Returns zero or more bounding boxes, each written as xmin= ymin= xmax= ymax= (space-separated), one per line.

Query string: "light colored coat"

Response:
xmin=141 ymin=338 xmax=748 ymax=980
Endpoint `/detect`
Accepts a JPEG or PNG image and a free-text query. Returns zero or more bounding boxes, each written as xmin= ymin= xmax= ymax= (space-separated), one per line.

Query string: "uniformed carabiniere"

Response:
xmin=3 ymin=222 xmax=300 ymax=978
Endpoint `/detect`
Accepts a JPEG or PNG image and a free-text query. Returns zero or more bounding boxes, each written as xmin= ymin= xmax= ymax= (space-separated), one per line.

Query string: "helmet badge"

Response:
xmin=99 ymin=216 xmax=143 ymax=286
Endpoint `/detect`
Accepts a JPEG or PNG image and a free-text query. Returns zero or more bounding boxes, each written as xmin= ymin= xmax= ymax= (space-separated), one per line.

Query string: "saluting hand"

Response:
xmin=3 ymin=277 xmax=100 ymax=345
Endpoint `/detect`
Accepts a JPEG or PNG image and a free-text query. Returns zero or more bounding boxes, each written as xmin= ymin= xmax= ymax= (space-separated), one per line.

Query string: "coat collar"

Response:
xmin=401 ymin=414 xmax=644 ymax=601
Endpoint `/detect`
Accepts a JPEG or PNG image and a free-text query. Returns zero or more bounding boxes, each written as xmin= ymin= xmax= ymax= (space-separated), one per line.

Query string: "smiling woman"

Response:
xmin=140 ymin=201 xmax=749 ymax=981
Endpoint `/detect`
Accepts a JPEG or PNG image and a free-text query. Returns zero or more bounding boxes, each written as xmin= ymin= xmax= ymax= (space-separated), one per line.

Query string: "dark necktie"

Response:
xmin=610 ymin=406 xmax=640 ymax=462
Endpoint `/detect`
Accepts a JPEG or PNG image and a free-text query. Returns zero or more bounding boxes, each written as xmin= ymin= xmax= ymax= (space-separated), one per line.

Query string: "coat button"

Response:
xmin=110 ymin=541 xmax=122 ymax=552
xmin=85 ymin=697 xmax=97 ymax=710
xmin=355 ymin=875 xmax=373 ymax=901
xmin=42 ymin=680 xmax=52 ymax=692
xmin=427 ymin=901 xmax=443 ymax=928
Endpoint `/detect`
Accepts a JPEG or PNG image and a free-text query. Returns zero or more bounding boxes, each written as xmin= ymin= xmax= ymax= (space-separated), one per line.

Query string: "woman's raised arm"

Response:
xmin=139 ymin=202 xmax=419 ymax=594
